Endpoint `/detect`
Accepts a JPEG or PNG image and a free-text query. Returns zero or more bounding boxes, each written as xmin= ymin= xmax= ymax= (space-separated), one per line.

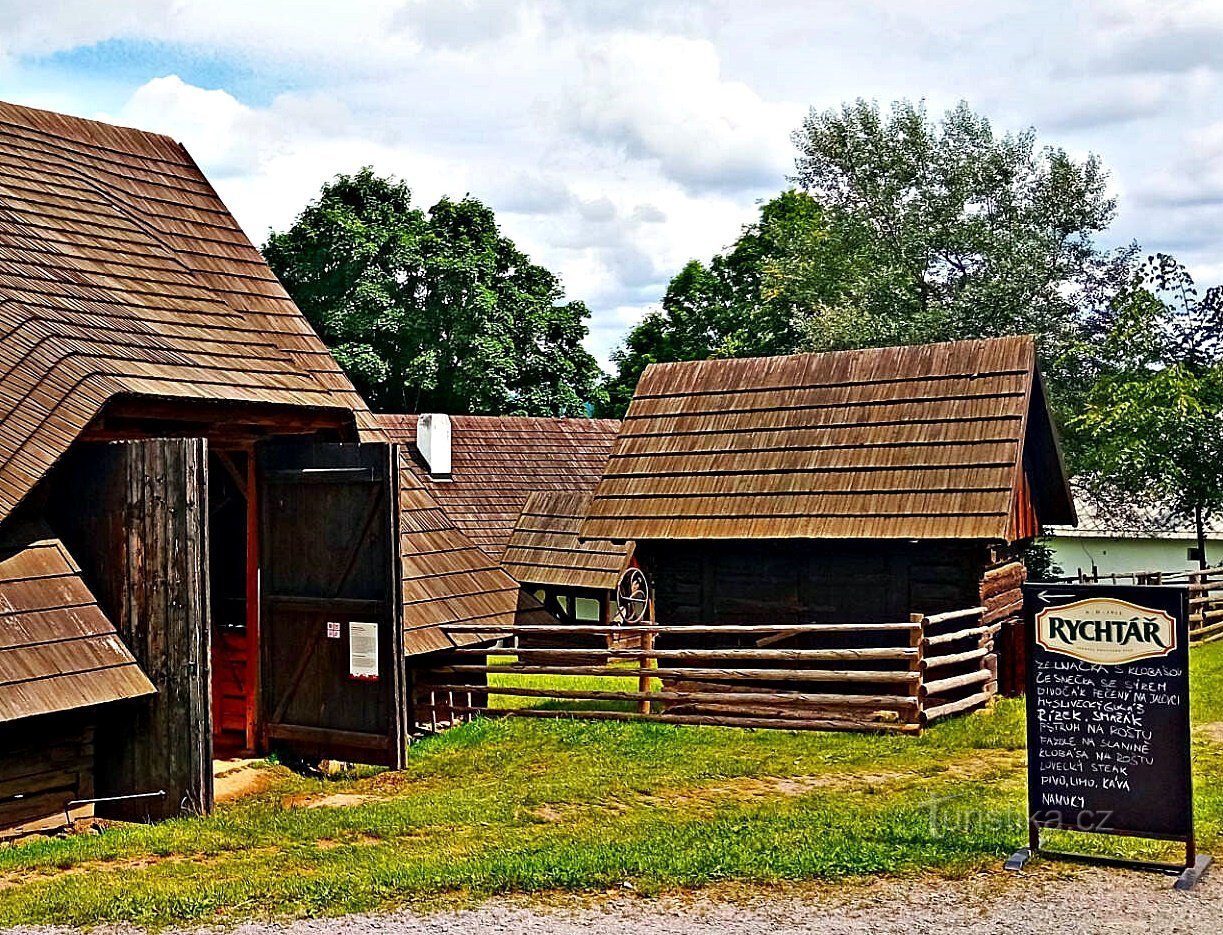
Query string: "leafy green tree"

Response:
xmin=1071 ymin=255 xmax=1223 ymax=566
xmin=791 ymin=100 xmax=1121 ymax=363
xmin=265 ymin=168 xmax=602 ymax=416
xmin=602 ymin=99 xmax=1125 ymax=416
xmin=601 ymin=191 xmax=857 ymax=415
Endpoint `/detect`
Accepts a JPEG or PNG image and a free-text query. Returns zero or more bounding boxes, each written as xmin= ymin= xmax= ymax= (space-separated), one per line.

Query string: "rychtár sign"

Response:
xmin=1007 ymin=584 xmax=1211 ymax=889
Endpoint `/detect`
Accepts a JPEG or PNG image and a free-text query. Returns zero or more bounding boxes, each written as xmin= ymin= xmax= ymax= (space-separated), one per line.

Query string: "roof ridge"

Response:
xmin=0 ymin=99 xmax=184 ymax=164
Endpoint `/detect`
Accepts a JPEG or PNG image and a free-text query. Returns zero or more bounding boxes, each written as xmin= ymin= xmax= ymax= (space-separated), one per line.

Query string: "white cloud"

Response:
xmin=563 ymin=32 xmax=799 ymax=194
xmin=3 ymin=0 xmax=1223 ymax=368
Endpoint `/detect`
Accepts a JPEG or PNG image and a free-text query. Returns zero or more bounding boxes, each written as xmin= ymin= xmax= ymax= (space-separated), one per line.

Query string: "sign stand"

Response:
xmin=1008 ymin=584 xmax=1211 ymax=890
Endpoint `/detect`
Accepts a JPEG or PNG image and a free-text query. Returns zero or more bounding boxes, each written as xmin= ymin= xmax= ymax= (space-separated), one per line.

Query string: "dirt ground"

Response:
xmin=11 ymin=862 xmax=1218 ymax=934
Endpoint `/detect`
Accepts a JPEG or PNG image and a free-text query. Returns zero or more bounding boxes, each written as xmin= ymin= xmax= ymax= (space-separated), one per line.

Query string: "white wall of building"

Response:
xmin=1044 ymin=535 xmax=1222 ymax=577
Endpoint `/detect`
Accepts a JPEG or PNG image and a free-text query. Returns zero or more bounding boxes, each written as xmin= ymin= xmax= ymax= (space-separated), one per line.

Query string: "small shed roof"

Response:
xmin=0 ymin=100 xmax=375 ymax=526
xmin=380 ymin=415 xmax=621 ymax=560
xmin=581 ymin=336 xmax=1075 ymax=543
xmin=0 ymin=523 xmax=154 ymax=724
xmin=396 ymin=453 xmax=555 ymax=654
xmin=503 ymin=492 xmax=634 ymax=591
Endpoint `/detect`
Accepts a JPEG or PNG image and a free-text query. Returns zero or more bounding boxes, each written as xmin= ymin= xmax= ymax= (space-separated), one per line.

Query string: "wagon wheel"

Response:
xmin=615 ymin=567 xmax=650 ymax=625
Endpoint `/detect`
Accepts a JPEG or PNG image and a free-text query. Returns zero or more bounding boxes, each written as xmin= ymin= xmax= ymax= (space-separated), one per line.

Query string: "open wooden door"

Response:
xmin=258 ymin=442 xmax=406 ymax=767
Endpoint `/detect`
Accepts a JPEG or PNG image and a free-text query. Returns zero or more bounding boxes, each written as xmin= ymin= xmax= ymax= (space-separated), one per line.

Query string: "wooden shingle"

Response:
xmin=0 ymin=100 xmax=376 ymax=524
xmin=502 ymin=492 xmax=634 ymax=591
xmin=581 ymin=336 xmax=1075 ymax=543
xmin=0 ymin=523 xmax=154 ymax=723
xmin=380 ymin=415 xmax=620 ymax=561
xmin=397 ymin=452 xmax=553 ymax=656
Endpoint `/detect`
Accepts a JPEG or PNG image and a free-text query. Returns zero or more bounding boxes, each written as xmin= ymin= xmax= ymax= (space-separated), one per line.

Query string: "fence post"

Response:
xmin=638 ymin=627 xmax=656 ymax=714
xmin=910 ymin=613 xmax=926 ymax=730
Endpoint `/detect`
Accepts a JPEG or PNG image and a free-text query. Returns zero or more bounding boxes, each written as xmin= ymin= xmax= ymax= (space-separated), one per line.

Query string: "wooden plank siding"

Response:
xmin=0 ymin=99 xmax=376 ymax=528
xmin=502 ymin=492 xmax=633 ymax=591
xmin=45 ymin=439 xmax=212 ymax=821
xmin=0 ymin=712 xmax=96 ymax=836
xmin=581 ymin=336 xmax=1075 ymax=543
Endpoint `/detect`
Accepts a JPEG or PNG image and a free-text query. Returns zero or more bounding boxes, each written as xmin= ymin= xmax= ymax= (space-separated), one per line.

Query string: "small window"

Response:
xmin=1189 ymin=546 xmax=1204 ymax=562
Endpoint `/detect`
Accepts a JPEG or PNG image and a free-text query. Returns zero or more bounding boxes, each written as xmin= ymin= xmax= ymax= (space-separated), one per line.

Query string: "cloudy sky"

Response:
xmin=2 ymin=1 xmax=1221 ymax=365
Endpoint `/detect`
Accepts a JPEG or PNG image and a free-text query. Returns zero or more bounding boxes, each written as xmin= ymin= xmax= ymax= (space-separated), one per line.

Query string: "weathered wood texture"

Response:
xmin=0 ymin=522 xmax=154 ymax=723
xmin=46 ymin=439 xmax=212 ymax=821
xmin=581 ymin=335 xmax=1075 ymax=542
xmin=382 ymin=415 xmax=620 ymax=561
xmin=416 ymin=610 xmax=998 ymax=734
xmin=259 ymin=441 xmax=406 ymax=767
xmin=396 ymin=450 xmax=540 ymax=656
xmin=645 ymin=539 xmax=983 ymax=630
xmin=502 ymin=491 xmax=633 ymax=591
xmin=0 ymin=100 xmax=379 ymax=528
xmin=980 ymin=555 xmax=1027 ymax=696
xmin=0 ymin=712 xmax=95 ymax=836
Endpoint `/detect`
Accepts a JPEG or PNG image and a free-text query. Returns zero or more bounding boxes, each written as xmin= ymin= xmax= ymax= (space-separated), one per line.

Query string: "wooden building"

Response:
xmin=0 ymin=522 xmax=155 ymax=836
xmin=379 ymin=414 xmax=636 ymax=623
xmin=580 ymin=336 xmax=1076 ymax=714
xmin=0 ymin=100 xmax=525 ymax=830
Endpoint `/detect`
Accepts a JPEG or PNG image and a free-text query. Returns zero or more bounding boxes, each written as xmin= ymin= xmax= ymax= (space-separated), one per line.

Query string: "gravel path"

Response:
xmin=10 ymin=864 xmax=1219 ymax=934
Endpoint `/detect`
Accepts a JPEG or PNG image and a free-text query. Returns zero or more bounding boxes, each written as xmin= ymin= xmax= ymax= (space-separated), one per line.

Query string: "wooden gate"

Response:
xmin=258 ymin=442 xmax=406 ymax=767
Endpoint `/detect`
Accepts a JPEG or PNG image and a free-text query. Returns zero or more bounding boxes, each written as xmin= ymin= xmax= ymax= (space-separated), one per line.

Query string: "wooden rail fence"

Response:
xmin=1061 ymin=566 xmax=1223 ymax=644
xmin=413 ymin=609 xmax=997 ymax=735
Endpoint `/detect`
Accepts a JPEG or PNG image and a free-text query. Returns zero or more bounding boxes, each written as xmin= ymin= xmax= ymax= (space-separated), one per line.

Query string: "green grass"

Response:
xmin=0 ymin=642 xmax=1220 ymax=929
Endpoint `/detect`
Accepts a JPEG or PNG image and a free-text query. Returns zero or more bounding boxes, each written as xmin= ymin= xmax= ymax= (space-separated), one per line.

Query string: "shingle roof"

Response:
xmin=502 ymin=492 xmax=634 ymax=591
xmin=0 ymin=100 xmax=375 ymax=524
xmin=396 ymin=452 xmax=554 ymax=655
xmin=379 ymin=414 xmax=621 ymax=560
xmin=1046 ymin=489 xmax=1223 ymax=541
xmin=0 ymin=523 xmax=154 ymax=723
xmin=581 ymin=336 xmax=1075 ymax=542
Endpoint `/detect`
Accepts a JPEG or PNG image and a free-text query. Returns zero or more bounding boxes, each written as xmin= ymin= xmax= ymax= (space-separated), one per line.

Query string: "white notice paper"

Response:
xmin=348 ymin=621 xmax=379 ymax=680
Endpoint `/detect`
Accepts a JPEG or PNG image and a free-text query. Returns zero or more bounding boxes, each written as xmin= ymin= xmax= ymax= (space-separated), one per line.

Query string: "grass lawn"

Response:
xmin=1 ymin=641 xmax=1220 ymax=929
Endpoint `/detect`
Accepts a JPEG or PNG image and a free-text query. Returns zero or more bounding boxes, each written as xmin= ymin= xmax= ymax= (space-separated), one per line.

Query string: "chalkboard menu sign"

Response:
xmin=1020 ymin=583 xmax=1197 ymax=872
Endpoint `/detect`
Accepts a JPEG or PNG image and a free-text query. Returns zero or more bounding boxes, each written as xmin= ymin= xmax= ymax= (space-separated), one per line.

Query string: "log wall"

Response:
xmin=979 ymin=551 xmax=1027 ymax=697
xmin=646 ymin=540 xmax=983 ymax=630
xmin=0 ymin=712 xmax=94 ymax=836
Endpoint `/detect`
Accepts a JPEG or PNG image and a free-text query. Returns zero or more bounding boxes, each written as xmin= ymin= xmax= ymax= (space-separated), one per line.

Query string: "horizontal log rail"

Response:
xmin=431 ymin=683 xmax=920 ymax=709
xmin=413 ymin=606 xmax=1004 ymax=736
xmin=453 ymin=646 xmax=918 ymax=662
xmin=924 ymin=624 xmax=992 ymax=647
xmin=426 ymin=703 xmax=921 ymax=734
xmin=924 ymin=606 xmax=987 ymax=625
xmin=440 ymin=621 xmax=921 ymax=635
xmin=431 ymin=663 xmax=922 ymax=683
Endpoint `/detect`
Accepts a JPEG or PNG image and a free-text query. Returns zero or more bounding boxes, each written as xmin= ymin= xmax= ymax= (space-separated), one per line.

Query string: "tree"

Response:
xmin=265 ymin=168 xmax=603 ymax=416
xmin=1071 ymin=255 xmax=1223 ymax=566
xmin=791 ymin=99 xmax=1118 ymax=362
xmin=601 ymin=191 xmax=857 ymax=415
xmin=601 ymin=99 xmax=1125 ymax=416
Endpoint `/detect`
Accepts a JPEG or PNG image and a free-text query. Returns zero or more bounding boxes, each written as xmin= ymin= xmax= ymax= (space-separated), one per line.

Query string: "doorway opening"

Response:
xmin=208 ymin=448 xmax=257 ymax=757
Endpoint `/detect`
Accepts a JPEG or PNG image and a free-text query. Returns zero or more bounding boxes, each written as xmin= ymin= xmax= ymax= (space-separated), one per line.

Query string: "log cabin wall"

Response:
xmin=645 ymin=539 xmax=985 ymax=628
xmin=980 ymin=545 xmax=1028 ymax=697
xmin=0 ymin=712 xmax=95 ymax=837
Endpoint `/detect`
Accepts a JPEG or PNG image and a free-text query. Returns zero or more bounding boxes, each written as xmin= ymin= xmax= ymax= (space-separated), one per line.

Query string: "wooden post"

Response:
xmin=910 ymin=613 xmax=925 ymax=729
xmin=244 ymin=446 xmax=260 ymax=755
xmin=638 ymin=629 xmax=655 ymax=714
